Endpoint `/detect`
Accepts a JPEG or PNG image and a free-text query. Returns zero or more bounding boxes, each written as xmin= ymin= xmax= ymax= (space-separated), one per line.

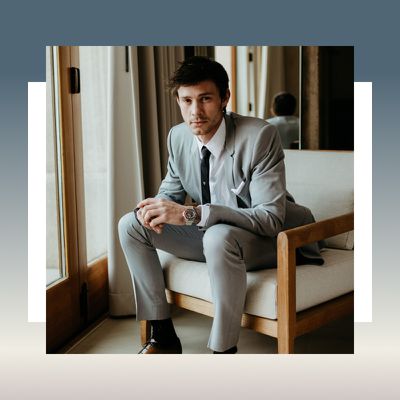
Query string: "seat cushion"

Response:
xmin=158 ymin=248 xmax=353 ymax=320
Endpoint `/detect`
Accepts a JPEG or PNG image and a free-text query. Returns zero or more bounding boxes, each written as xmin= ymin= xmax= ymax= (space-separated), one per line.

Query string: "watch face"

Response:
xmin=184 ymin=208 xmax=196 ymax=221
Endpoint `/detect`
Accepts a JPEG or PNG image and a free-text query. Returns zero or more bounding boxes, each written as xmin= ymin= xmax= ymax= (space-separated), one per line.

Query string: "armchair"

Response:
xmin=140 ymin=150 xmax=354 ymax=353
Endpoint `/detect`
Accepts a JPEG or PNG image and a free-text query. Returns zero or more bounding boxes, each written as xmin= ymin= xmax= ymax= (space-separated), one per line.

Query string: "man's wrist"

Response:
xmin=182 ymin=206 xmax=197 ymax=225
xmin=194 ymin=205 xmax=201 ymax=224
xmin=181 ymin=205 xmax=202 ymax=225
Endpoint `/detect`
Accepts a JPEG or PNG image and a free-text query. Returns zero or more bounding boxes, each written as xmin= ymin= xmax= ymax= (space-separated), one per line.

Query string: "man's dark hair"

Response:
xmin=272 ymin=92 xmax=297 ymax=116
xmin=169 ymin=56 xmax=229 ymax=100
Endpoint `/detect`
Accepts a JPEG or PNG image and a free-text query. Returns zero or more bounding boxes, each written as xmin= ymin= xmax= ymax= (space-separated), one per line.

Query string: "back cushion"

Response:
xmin=284 ymin=150 xmax=354 ymax=250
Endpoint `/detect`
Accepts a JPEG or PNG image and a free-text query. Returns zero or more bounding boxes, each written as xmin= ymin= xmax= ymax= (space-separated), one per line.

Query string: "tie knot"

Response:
xmin=201 ymin=146 xmax=211 ymax=159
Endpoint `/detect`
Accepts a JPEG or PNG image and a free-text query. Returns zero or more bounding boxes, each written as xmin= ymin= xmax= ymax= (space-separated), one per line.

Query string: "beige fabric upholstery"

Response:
xmin=159 ymin=248 xmax=353 ymax=320
xmin=284 ymin=150 xmax=354 ymax=250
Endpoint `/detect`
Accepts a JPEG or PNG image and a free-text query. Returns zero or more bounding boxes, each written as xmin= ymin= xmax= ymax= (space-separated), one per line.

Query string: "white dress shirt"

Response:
xmin=195 ymin=118 xmax=237 ymax=226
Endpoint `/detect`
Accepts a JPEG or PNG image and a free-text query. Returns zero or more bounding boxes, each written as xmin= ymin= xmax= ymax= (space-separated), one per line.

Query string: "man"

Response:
xmin=118 ymin=56 xmax=322 ymax=354
xmin=267 ymin=92 xmax=300 ymax=149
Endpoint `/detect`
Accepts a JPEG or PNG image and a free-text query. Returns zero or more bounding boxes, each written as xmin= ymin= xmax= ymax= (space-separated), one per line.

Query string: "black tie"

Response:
xmin=200 ymin=146 xmax=211 ymax=204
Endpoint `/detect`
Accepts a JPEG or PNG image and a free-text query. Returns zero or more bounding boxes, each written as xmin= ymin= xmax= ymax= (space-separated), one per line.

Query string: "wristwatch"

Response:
xmin=183 ymin=206 xmax=199 ymax=225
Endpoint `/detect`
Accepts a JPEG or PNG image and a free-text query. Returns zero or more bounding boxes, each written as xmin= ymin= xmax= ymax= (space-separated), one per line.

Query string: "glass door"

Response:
xmin=46 ymin=46 xmax=66 ymax=286
xmin=46 ymin=46 xmax=82 ymax=352
xmin=46 ymin=46 xmax=109 ymax=352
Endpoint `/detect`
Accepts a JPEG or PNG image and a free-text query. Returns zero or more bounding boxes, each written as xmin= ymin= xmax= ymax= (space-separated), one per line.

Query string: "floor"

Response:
xmin=66 ymin=306 xmax=354 ymax=354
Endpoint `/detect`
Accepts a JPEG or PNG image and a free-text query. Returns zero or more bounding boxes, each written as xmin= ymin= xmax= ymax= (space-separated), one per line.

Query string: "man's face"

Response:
xmin=176 ymin=80 xmax=230 ymax=143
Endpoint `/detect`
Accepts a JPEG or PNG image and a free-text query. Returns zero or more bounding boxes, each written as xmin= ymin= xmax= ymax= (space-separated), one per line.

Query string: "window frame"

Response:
xmin=46 ymin=46 xmax=108 ymax=353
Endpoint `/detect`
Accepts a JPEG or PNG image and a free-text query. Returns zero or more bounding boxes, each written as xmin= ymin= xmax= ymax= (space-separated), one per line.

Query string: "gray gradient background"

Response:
xmin=0 ymin=1 xmax=398 ymax=398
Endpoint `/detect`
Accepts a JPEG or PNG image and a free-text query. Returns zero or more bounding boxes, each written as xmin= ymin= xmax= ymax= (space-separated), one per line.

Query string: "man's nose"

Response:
xmin=190 ymin=101 xmax=203 ymax=116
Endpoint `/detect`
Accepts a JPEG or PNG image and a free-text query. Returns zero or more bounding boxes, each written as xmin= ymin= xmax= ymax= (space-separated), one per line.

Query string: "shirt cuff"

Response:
xmin=197 ymin=205 xmax=210 ymax=227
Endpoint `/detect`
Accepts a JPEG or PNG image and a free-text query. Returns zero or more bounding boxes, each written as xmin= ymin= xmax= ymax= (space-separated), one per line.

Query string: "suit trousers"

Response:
xmin=118 ymin=211 xmax=278 ymax=352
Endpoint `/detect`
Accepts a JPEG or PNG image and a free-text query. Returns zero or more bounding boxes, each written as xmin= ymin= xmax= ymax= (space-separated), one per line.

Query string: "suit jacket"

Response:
xmin=157 ymin=112 xmax=323 ymax=265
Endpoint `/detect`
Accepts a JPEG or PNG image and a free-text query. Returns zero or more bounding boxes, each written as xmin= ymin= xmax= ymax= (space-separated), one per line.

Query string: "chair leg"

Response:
xmin=140 ymin=320 xmax=151 ymax=345
xmin=277 ymin=333 xmax=295 ymax=354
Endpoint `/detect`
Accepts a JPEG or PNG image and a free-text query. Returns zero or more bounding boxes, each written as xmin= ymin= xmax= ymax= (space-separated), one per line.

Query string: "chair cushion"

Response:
xmin=158 ymin=248 xmax=353 ymax=320
xmin=284 ymin=150 xmax=354 ymax=250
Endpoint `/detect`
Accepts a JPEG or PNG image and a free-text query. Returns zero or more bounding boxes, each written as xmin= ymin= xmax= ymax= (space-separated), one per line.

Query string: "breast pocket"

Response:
xmin=231 ymin=179 xmax=246 ymax=196
xmin=231 ymin=178 xmax=250 ymax=207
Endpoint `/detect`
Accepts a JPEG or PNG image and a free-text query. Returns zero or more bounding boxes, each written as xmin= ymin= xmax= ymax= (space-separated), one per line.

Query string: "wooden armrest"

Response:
xmin=278 ymin=212 xmax=354 ymax=250
xmin=276 ymin=212 xmax=353 ymax=344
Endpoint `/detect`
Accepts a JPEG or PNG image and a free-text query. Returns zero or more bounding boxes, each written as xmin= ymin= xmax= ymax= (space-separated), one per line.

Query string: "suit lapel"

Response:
xmin=223 ymin=114 xmax=237 ymax=204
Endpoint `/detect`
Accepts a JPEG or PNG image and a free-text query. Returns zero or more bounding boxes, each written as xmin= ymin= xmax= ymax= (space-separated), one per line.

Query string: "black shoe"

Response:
xmin=138 ymin=337 xmax=182 ymax=354
xmin=213 ymin=346 xmax=238 ymax=354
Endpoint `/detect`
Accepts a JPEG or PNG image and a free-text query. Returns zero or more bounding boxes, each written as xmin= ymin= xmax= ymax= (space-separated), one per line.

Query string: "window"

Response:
xmin=46 ymin=46 xmax=108 ymax=352
xmin=46 ymin=46 xmax=66 ymax=285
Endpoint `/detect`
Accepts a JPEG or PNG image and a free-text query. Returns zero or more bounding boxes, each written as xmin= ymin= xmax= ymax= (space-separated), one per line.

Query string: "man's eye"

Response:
xmin=201 ymin=97 xmax=210 ymax=102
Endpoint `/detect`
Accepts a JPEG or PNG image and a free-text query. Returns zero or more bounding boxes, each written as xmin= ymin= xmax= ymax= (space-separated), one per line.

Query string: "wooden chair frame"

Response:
xmin=140 ymin=212 xmax=354 ymax=353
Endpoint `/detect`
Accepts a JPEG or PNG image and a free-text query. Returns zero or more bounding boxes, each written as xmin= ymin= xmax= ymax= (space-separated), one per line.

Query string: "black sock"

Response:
xmin=213 ymin=346 xmax=237 ymax=354
xmin=150 ymin=318 xmax=178 ymax=344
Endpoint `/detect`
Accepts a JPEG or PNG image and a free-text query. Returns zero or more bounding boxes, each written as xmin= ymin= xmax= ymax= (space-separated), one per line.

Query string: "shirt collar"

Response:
xmin=196 ymin=118 xmax=226 ymax=159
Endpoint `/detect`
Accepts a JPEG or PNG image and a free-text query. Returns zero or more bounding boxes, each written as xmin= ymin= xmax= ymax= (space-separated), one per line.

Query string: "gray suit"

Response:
xmin=118 ymin=112 xmax=322 ymax=352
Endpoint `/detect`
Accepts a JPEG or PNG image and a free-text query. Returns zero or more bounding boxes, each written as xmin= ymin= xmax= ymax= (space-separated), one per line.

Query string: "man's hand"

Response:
xmin=136 ymin=198 xmax=187 ymax=234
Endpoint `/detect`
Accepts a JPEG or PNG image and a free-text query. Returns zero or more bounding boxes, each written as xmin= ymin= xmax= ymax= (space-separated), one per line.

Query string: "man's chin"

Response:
xmin=191 ymin=128 xmax=206 ymax=136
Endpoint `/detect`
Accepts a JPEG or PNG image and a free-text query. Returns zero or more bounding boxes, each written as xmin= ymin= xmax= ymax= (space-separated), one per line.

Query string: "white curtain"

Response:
xmin=107 ymin=46 xmax=184 ymax=316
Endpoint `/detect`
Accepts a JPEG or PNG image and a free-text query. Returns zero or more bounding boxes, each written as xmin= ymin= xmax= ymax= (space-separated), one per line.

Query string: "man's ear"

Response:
xmin=222 ymin=89 xmax=231 ymax=108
